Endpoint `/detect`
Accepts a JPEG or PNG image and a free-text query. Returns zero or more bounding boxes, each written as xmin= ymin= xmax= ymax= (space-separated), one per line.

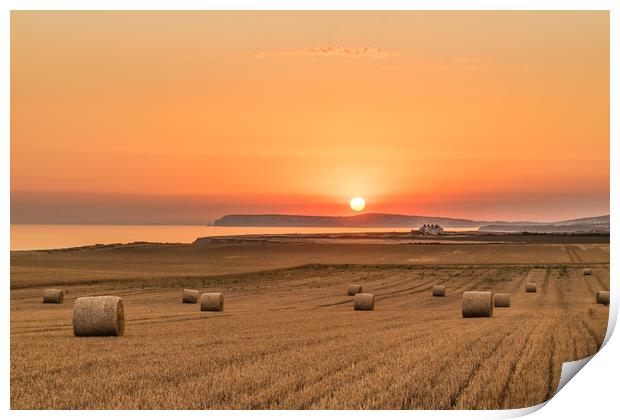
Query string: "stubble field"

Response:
xmin=10 ymin=237 xmax=610 ymax=409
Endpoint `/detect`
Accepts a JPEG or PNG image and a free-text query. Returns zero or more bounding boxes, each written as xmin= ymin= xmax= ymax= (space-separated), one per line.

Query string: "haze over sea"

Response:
xmin=10 ymin=224 xmax=476 ymax=251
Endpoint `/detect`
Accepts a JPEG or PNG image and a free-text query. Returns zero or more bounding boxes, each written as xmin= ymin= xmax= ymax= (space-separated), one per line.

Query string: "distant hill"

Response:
xmin=214 ymin=213 xmax=484 ymax=228
xmin=213 ymin=213 xmax=610 ymax=231
xmin=479 ymin=214 xmax=609 ymax=233
xmin=552 ymin=214 xmax=609 ymax=226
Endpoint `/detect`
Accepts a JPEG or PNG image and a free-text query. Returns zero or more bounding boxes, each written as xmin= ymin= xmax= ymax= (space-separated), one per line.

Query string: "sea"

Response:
xmin=8 ymin=224 xmax=477 ymax=251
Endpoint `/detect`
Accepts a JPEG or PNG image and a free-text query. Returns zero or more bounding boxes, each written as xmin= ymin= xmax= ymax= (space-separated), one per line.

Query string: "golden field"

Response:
xmin=10 ymin=235 xmax=610 ymax=409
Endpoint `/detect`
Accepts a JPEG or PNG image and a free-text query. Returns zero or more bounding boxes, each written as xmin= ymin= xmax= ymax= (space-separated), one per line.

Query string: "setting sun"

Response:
xmin=349 ymin=197 xmax=366 ymax=212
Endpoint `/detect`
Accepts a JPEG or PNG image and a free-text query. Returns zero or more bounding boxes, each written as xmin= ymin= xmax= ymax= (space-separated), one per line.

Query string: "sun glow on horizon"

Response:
xmin=349 ymin=197 xmax=366 ymax=212
xmin=9 ymin=12 xmax=609 ymax=223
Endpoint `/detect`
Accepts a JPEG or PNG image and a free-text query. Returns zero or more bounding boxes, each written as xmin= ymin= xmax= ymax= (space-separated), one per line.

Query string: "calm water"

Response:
xmin=10 ymin=224 xmax=455 ymax=251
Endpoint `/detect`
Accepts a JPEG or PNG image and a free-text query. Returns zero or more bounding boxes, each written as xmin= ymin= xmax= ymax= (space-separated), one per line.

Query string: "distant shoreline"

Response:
xmin=11 ymin=230 xmax=610 ymax=253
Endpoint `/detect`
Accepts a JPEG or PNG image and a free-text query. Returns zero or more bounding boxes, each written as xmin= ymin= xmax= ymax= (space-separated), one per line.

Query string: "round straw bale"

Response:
xmin=182 ymin=289 xmax=199 ymax=304
xmin=462 ymin=291 xmax=493 ymax=318
xmin=42 ymin=288 xmax=64 ymax=304
xmin=494 ymin=293 xmax=511 ymax=307
xmin=347 ymin=284 xmax=363 ymax=296
xmin=583 ymin=269 xmax=592 ymax=276
xmin=525 ymin=283 xmax=537 ymax=293
xmin=432 ymin=285 xmax=446 ymax=297
xmin=73 ymin=296 xmax=124 ymax=337
xmin=354 ymin=293 xmax=375 ymax=311
xmin=200 ymin=293 xmax=224 ymax=311
xmin=596 ymin=291 xmax=610 ymax=305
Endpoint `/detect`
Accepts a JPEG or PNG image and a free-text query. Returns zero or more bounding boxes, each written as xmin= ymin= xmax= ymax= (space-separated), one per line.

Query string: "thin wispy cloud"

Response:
xmin=256 ymin=45 xmax=401 ymax=60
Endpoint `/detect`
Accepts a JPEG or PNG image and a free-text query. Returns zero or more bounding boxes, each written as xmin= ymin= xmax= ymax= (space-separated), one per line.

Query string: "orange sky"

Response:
xmin=11 ymin=11 xmax=609 ymax=223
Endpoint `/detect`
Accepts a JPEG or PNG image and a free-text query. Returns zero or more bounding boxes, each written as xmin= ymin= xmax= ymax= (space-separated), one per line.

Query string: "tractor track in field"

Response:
xmin=498 ymin=320 xmax=542 ymax=408
xmin=545 ymin=331 xmax=558 ymax=401
xmin=447 ymin=323 xmax=522 ymax=408
xmin=571 ymin=313 xmax=601 ymax=352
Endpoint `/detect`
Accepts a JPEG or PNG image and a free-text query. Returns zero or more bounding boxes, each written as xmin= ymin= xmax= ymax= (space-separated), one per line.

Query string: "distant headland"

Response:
xmin=213 ymin=213 xmax=609 ymax=232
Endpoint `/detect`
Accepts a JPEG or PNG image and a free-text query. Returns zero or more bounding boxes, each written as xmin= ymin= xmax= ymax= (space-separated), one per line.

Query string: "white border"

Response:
xmin=2 ymin=1 xmax=616 ymax=419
